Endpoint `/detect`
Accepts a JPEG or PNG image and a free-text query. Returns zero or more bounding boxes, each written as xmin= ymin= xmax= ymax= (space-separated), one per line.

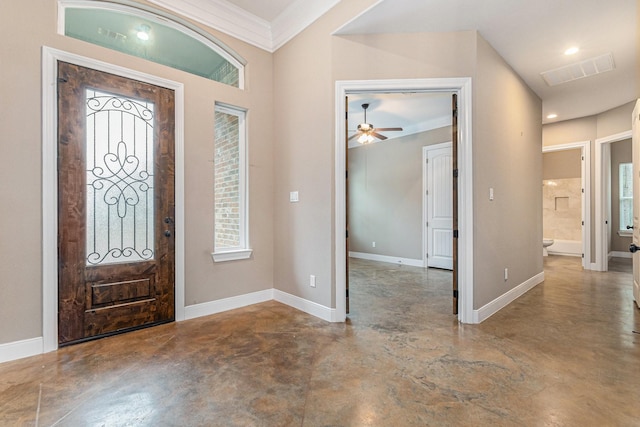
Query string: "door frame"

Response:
xmin=542 ymin=141 xmax=590 ymax=269
xmin=595 ymin=130 xmax=633 ymax=271
xmin=335 ymin=78 xmax=473 ymax=323
xmin=423 ymin=141 xmax=453 ymax=269
xmin=42 ymin=47 xmax=185 ymax=352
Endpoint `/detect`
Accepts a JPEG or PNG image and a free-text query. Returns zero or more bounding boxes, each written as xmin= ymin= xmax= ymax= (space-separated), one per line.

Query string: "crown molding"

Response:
xmin=271 ymin=0 xmax=340 ymax=51
xmin=146 ymin=0 xmax=339 ymax=52
xmin=147 ymin=0 xmax=272 ymax=51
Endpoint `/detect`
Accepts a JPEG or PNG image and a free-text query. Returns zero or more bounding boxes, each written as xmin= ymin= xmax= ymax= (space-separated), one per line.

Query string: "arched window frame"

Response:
xmin=57 ymin=0 xmax=246 ymax=89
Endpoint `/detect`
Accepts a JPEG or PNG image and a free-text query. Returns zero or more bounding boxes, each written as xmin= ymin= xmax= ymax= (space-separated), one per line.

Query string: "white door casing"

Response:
xmin=335 ymin=77 xmax=474 ymax=324
xmin=42 ymin=47 xmax=186 ymax=353
xmin=424 ymin=143 xmax=453 ymax=269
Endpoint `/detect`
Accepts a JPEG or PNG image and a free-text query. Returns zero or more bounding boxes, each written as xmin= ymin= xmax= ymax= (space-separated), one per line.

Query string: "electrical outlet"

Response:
xmin=504 ymin=268 xmax=508 ymax=281
xmin=310 ymin=275 xmax=316 ymax=287
xmin=372 ymin=241 xmax=376 ymax=248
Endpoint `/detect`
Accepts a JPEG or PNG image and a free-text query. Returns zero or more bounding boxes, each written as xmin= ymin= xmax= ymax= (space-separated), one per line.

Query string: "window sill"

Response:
xmin=617 ymin=230 xmax=633 ymax=237
xmin=211 ymin=249 xmax=253 ymax=262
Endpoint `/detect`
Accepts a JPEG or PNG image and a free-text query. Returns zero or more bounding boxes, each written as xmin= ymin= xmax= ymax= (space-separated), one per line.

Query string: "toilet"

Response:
xmin=543 ymin=238 xmax=554 ymax=257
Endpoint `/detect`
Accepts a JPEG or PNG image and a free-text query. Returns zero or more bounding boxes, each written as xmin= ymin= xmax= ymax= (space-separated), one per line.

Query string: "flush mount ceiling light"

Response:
xmin=564 ymin=46 xmax=579 ymax=56
xmin=136 ymin=24 xmax=150 ymax=40
xmin=546 ymin=113 xmax=558 ymax=119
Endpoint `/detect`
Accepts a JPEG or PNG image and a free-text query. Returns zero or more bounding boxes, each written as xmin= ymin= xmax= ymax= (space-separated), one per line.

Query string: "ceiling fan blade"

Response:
xmin=371 ymin=132 xmax=388 ymax=140
xmin=348 ymin=132 xmax=361 ymax=141
xmin=375 ymin=127 xmax=403 ymax=132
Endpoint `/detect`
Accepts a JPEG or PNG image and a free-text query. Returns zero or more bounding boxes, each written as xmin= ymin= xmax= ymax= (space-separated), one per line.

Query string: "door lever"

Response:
xmin=627 ymin=225 xmax=634 ymax=230
xmin=629 ymin=243 xmax=640 ymax=253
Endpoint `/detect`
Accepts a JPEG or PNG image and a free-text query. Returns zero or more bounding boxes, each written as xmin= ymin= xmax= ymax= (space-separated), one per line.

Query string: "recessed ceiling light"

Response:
xmin=547 ymin=113 xmax=558 ymax=119
xmin=564 ymin=46 xmax=579 ymax=55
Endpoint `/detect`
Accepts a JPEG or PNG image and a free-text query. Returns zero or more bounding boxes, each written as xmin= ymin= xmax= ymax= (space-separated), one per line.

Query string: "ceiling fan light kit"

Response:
xmin=350 ymin=103 xmax=403 ymax=144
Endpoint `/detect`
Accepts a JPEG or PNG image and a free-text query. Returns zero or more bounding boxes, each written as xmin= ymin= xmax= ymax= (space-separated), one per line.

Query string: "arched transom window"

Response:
xmin=58 ymin=0 xmax=245 ymax=88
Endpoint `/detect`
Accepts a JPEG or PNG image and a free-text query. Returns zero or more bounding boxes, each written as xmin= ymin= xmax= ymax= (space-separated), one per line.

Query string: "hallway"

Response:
xmin=1 ymin=257 xmax=639 ymax=426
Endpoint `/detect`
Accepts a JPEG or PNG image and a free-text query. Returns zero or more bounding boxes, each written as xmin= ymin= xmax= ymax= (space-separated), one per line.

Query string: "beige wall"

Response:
xmin=273 ymin=2 xmax=474 ymax=308
xmin=275 ymin=13 xmax=543 ymax=310
xmin=0 ymin=0 xmax=275 ymax=344
xmin=542 ymin=101 xmax=635 ymax=263
xmin=473 ymin=36 xmax=543 ymax=308
xmin=348 ymin=127 xmax=451 ymax=259
xmin=610 ymin=139 xmax=633 ymax=252
xmin=543 ymin=150 xmax=581 ymax=180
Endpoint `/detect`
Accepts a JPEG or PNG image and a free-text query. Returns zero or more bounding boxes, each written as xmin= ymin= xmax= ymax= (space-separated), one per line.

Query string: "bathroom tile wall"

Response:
xmin=543 ymin=178 xmax=582 ymax=240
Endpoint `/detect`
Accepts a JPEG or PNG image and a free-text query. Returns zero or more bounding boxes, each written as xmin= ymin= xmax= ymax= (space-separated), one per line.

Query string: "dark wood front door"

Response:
xmin=57 ymin=61 xmax=175 ymax=345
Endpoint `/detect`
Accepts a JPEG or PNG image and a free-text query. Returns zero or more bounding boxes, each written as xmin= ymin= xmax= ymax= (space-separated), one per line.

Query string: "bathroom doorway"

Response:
xmin=542 ymin=142 xmax=590 ymax=269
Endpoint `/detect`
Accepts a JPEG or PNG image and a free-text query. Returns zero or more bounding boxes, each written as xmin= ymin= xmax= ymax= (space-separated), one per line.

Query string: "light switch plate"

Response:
xmin=290 ymin=191 xmax=299 ymax=202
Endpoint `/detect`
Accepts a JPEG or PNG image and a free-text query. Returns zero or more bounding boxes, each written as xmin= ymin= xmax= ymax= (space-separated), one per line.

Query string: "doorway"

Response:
xmin=335 ymin=78 xmax=474 ymax=323
xmin=595 ymin=130 xmax=634 ymax=271
xmin=42 ymin=47 xmax=186 ymax=352
xmin=542 ymin=141 xmax=590 ymax=269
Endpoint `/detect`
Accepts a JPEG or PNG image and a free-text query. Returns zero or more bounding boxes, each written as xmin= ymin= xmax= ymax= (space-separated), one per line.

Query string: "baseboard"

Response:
xmin=0 ymin=337 xmax=43 ymax=364
xmin=273 ymin=289 xmax=335 ymax=322
xmin=1 ymin=289 xmax=334 ymax=365
xmin=184 ymin=289 xmax=274 ymax=320
xmin=349 ymin=251 xmax=424 ymax=267
xmin=473 ymin=271 xmax=545 ymax=323
xmin=609 ymin=251 xmax=632 ymax=259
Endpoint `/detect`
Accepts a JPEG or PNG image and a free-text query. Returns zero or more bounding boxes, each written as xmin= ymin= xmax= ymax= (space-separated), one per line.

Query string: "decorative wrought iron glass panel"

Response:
xmin=86 ymin=89 xmax=155 ymax=265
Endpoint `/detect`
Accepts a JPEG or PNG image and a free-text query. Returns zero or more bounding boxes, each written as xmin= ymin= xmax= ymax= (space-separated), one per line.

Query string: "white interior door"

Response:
xmin=632 ymin=99 xmax=640 ymax=308
xmin=425 ymin=143 xmax=453 ymax=270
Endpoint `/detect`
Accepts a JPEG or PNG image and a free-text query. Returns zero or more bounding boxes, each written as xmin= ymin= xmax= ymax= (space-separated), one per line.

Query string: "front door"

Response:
xmin=632 ymin=99 xmax=640 ymax=308
xmin=425 ymin=143 xmax=453 ymax=270
xmin=57 ymin=61 xmax=176 ymax=345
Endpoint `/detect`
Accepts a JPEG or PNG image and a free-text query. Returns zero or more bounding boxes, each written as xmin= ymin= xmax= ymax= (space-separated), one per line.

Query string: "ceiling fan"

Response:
xmin=349 ymin=103 xmax=403 ymax=144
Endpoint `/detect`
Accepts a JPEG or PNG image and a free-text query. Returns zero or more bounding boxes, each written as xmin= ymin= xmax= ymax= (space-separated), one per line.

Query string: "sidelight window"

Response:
xmin=620 ymin=162 xmax=633 ymax=232
xmin=212 ymin=104 xmax=251 ymax=262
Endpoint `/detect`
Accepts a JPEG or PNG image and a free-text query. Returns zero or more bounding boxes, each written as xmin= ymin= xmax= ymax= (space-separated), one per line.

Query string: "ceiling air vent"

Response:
xmin=541 ymin=53 xmax=615 ymax=86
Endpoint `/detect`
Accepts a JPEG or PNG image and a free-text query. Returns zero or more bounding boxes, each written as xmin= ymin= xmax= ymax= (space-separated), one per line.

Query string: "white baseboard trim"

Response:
xmin=473 ymin=271 xmax=545 ymax=323
xmin=1 ymin=288 xmax=336 ymax=365
xmin=349 ymin=251 xmax=424 ymax=268
xmin=609 ymin=251 xmax=632 ymax=259
xmin=184 ymin=289 xmax=274 ymax=320
xmin=273 ymin=289 xmax=335 ymax=322
xmin=0 ymin=337 xmax=43 ymax=364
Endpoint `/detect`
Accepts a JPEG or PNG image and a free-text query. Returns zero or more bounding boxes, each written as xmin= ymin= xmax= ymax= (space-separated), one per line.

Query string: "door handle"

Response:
xmin=164 ymin=217 xmax=174 ymax=225
xmin=164 ymin=230 xmax=172 ymax=237
xmin=629 ymin=243 xmax=640 ymax=253
xmin=627 ymin=225 xmax=634 ymax=230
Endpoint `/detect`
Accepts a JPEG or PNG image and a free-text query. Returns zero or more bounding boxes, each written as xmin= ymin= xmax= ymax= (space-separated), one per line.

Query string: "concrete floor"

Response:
xmin=1 ymin=256 xmax=639 ymax=426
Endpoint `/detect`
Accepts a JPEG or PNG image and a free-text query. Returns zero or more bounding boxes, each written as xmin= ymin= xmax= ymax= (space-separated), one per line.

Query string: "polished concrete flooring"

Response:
xmin=1 ymin=256 xmax=639 ymax=426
